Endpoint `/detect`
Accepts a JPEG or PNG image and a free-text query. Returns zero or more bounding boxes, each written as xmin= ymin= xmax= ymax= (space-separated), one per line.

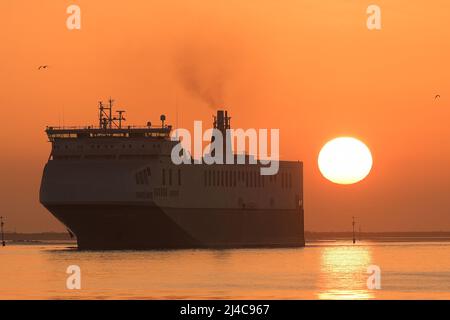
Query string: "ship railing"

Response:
xmin=46 ymin=124 xmax=169 ymax=130
xmin=45 ymin=125 xmax=172 ymax=140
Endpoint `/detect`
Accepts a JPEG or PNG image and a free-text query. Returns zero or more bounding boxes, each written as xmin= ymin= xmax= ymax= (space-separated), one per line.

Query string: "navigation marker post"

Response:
xmin=352 ymin=216 xmax=356 ymax=244
xmin=0 ymin=216 xmax=5 ymax=247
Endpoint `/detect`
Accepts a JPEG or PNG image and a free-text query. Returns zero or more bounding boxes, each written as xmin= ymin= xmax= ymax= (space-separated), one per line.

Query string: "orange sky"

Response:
xmin=1 ymin=0 xmax=450 ymax=232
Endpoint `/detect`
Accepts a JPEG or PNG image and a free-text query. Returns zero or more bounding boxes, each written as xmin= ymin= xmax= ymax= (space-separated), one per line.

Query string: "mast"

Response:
xmin=116 ymin=110 xmax=126 ymax=129
xmin=98 ymin=98 xmax=125 ymax=129
xmin=98 ymin=101 xmax=111 ymax=129
xmin=108 ymin=98 xmax=114 ymax=129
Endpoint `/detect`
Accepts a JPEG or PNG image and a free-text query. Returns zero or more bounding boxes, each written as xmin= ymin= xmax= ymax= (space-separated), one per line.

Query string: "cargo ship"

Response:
xmin=39 ymin=99 xmax=305 ymax=249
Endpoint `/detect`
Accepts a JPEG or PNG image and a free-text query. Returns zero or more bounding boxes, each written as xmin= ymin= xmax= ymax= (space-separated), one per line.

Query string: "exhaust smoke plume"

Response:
xmin=174 ymin=43 xmax=237 ymax=109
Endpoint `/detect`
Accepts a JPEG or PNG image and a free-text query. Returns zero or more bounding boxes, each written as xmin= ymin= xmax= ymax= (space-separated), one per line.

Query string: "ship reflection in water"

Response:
xmin=1 ymin=240 xmax=450 ymax=299
xmin=317 ymin=245 xmax=373 ymax=300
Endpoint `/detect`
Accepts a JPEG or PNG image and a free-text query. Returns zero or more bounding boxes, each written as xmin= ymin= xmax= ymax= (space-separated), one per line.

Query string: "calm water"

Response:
xmin=1 ymin=241 xmax=450 ymax=299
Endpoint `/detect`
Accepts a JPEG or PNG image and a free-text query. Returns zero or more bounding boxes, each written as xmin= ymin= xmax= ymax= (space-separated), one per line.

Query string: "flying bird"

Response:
xmin=38 ymin=65 xmax=49 ymax=70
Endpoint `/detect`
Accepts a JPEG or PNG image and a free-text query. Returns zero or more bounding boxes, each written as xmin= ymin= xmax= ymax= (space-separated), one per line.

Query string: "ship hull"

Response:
xmin=44 ymin=204 xmax=305 ymax=250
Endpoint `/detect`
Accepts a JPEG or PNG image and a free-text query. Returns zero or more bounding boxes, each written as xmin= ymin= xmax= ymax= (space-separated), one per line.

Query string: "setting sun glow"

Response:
xmin=318 ymin=137 xmax=373 ymax=185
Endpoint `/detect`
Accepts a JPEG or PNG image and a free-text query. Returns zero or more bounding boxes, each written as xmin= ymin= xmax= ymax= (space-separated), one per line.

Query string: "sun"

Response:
xmin=318 ymin=137 xmax=373 ymax=185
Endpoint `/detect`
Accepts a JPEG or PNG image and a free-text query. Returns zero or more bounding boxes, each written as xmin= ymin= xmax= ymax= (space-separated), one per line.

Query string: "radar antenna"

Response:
xmin=116 ymin=110 xmax=126 ymax=129
xmin=98 ymin=98 xmax=126 ymax=129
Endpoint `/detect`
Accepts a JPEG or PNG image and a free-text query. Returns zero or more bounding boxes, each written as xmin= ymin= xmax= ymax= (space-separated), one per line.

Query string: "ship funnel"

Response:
xmin=212 ymin=110 xmax=232 ymax=162
xmin=214 ymin=110 xmax=230 ymax=134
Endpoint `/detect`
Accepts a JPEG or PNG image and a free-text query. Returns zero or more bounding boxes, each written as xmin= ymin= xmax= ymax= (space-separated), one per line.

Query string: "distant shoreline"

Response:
xmin=3 ymin=232 xmax=74 ymax=241
xmin=3 ymin=231 xmax=450 ymax=242
xmin=306 ymin=231 xmax=450 ymax=242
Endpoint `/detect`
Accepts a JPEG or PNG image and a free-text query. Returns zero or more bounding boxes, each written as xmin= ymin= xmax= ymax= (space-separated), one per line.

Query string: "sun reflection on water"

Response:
xmin=317 ymin=243 xmax=374 ymax=300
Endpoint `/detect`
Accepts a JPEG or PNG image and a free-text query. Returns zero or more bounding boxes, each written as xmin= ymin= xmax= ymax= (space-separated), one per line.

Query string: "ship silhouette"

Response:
xmin=39 ymin=99 xmax=305 ymax=249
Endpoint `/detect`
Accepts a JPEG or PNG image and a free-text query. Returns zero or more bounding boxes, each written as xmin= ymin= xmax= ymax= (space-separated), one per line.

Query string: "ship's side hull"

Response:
xmin=40 ymin=153 xmax=304 ymax=250
xmin=44 ymin=203 xmax=305 ymax=250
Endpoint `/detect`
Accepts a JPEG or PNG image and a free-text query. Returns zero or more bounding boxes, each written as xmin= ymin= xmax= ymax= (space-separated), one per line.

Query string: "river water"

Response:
xmin=1 ymin=241 xmax=449 ymax=299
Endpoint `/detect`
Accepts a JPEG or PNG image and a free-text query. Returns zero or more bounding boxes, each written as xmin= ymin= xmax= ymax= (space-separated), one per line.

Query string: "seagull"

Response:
xmin=38 ymin=65 xmax=49 ymax=70
xmin=435 ymin=94 xmax=441 ymax=99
